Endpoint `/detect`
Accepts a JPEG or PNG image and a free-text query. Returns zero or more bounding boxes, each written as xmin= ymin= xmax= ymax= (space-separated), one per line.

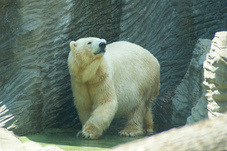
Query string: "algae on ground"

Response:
xmin=19 ymin=129 xmax=142 ymax=151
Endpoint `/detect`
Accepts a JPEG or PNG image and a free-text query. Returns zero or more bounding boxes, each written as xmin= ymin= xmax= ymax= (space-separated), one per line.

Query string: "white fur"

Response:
xmin=68 ymin=37 xmax=160 ymax=139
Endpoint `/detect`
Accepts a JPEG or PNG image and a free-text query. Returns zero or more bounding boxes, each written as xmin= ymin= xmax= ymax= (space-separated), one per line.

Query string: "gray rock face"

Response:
xmin=0 ymin=0 xmax=226 ymax=134
xmin=204 ymin=32 xmax=227 ymax=119
xmin=171 ymin=39 xmax=211 ymax=127
xmin=187 ymin=32 xmax=227 ymax=124
xmin=0 ymin=0 xmax=79 ymax=134
xmin=186 ymin=95 xmax=208 ymax=125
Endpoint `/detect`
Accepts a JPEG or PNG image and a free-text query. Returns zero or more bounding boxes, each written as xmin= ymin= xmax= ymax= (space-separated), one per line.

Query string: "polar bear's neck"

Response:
xmin=74 ymin=54 xmax=106 ymax=83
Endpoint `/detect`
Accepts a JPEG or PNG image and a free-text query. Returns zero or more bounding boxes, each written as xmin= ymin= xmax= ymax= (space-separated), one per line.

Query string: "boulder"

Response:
xmin=111 ymin=113 xmax=227 ymax=151
xmin=187 ymin=31 xmax=227 ymax=124
xmin=205 ymin=31 xmax=227 ymax=119
xmin=0 ymin=128 xmax=63 ymax=151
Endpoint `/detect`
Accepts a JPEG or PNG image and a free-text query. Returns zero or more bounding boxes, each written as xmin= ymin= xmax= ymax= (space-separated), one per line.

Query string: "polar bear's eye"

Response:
xmin=88 ymin=42 xmax=92 ymax=45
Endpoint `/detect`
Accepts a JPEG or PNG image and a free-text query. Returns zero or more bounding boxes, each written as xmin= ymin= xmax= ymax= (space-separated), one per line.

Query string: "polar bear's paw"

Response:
xmin=119 ymin=127 xmax=144 ymax=137
xmin=145 ymin=128 xmax=154 ymax=136
xmin=77 ymin=124 xmax=101 ymax=139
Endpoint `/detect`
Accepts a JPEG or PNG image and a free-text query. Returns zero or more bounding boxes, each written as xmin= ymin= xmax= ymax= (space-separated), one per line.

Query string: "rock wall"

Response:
xmin=171 ymin=39 xmax=211 ymax=127
xmin=0 ymin=0 xmax=226 ymax=134
xmin=0 ymin=0 xmax=80 ymax=134
xmin=205 ymin=32 xmax=227 ymax=119
xmin=187 ymin=31 xmax=227 ymax=124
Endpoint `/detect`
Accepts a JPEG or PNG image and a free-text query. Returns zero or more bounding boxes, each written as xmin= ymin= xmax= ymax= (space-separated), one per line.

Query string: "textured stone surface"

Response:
xmin=0 ymin=128 xmax=63 ymax=151
xmin=186 ymin=93 xmax=208 ymax=125
xmin=0 ymin=0 xmax=79 ymax=135
xmin=0 ymin=128 xmax=22 ymax=150
xmin=204 ymin=31 xmax=227 ymax=119
xmin=187 ymin=31 xmax=227 ymax=124
xmin=111 ymin=113 xmax=227 ymax=151
xmin=171 ymin=39 xmax=211 ymax=127
xmin=0 ymin=0 xmax=226 ymax=135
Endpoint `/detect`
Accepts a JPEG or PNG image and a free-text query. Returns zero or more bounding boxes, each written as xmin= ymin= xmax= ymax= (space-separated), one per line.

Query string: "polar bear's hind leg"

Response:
xmin=119 ymin=101 xmax=146 ymax=137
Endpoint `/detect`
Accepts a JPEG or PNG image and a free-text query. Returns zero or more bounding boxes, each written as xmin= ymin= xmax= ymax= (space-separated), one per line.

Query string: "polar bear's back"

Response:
xmin=106 ymin=41 xmax=159 ymax=63
xmin=105 ymin=41 xmax=159 ymax=76
xmin=105 ymin=41 xmax=160 ymax=116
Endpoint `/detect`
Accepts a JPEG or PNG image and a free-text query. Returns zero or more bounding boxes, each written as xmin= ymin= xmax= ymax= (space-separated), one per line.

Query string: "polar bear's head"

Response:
xmin=68 ymin=37 xmax=107 ymax=82
xmin=70 ymin=37 xmax=107 ymax=57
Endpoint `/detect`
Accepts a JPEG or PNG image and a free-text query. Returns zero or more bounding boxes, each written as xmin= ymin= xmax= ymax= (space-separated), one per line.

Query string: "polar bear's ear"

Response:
xmin=70 ymin=41 xmax=77 ymax=50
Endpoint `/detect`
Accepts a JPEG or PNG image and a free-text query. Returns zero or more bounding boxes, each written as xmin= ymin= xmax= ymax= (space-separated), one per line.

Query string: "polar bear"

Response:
xmin=68 ymin=37 xmax=160 ymax=139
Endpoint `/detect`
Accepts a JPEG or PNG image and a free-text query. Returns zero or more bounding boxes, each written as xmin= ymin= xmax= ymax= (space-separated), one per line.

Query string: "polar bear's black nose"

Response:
xmin=99 ymin=42 xmax=106 ymax=49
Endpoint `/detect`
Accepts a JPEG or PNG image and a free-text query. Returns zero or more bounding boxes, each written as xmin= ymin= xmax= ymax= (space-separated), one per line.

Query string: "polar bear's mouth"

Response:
xmin=94 ymin=48 xmax=105 ymax=55
xmin=94 ymin=42 xmax=106 ymax=55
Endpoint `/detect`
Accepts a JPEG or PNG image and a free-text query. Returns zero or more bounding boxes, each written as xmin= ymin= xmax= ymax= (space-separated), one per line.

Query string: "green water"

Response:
xmin=19 ymin=129 xmax=142 ymax=151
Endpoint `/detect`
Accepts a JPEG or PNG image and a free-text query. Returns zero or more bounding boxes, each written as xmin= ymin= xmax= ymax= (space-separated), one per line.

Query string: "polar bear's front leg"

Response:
xmin=81 ymin=100 xmax=117 ymax=139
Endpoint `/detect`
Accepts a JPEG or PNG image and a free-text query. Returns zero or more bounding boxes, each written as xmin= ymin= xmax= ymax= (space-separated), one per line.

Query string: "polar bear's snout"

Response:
xmin=99 ymin=42 xmax=106 ymax=52
xmin=99 ymin=42 xmax=106 ymax=49
xmin=94 ymin=41 xmax=106 ymax=55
